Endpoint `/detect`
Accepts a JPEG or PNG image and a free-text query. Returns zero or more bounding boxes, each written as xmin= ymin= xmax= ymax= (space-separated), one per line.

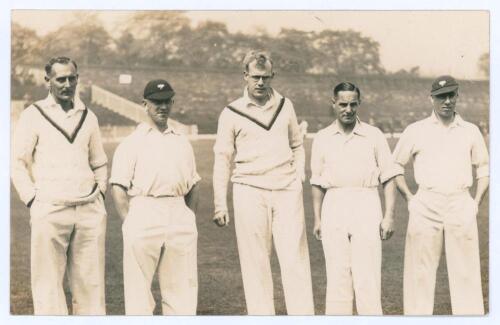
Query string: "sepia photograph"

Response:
xmin=4 ymin=3 xmax=497 ymax=322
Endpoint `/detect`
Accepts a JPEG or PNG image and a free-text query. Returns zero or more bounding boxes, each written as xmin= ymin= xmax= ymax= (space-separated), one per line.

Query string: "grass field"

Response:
xmin=10 ymin=139 xmax=489 ymax=315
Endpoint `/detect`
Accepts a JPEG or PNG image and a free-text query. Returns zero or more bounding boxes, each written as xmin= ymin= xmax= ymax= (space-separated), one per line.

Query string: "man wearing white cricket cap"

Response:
xmin=310 ymin=81 xmax=398 ymax=315
xmin=11 ymin=56 xmax=108 ymax=315
xmin=110 ymin=79 xmax=200 ymax=315
xmin=393 ymin=75 xmax=489 ymax=315
xmin=212 ymin=50 xmax=314 ymax=315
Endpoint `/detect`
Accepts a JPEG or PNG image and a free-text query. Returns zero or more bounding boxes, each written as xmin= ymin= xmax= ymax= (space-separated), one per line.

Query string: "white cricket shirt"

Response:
xmin=393 ymin=112 xmax=489 ymax=194
xmin=310 ymin=120 xmax=400 ymax=188
xmin=110 ymin=122 xmax=200 ymax=197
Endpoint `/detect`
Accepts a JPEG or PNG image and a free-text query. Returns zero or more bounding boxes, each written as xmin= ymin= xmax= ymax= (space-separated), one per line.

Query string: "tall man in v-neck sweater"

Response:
xmin=11 ymin=57 xmax=107 ymax=315
xmin=213 ymin=50 xmax=314 ymax=315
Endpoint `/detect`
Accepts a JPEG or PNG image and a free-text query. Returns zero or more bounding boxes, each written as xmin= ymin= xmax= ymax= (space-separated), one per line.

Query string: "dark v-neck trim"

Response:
xmin=227 ymin=97 xmax=285 ymax=131
xmin=33 ymin=103 xmax=88 ymax=144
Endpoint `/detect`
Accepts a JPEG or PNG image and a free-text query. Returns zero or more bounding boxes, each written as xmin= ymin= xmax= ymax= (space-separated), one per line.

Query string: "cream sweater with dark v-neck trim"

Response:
xmin=11 ymin=95 xmax=108 ymax=206
xmin=213 ymin=88 xmax=305 ymax=214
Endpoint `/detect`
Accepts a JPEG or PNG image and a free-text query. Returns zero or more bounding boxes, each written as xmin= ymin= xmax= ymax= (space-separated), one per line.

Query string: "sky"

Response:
xmin=11 ymin=10 xmax=489 ymax=79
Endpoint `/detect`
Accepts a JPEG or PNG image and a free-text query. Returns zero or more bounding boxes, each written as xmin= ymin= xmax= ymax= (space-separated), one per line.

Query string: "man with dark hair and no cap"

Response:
xmin=110 ymin=79 xmax=200 ymax=315
xmin=393 ymin=75 xmax=489 ymax=315
xmin=11 ymin=56 xmax=108 ymax=315
xmin=310 ymin=82 xmax=398 ymax=315
xmin=212 ymin=50 xmax=314 ymax=315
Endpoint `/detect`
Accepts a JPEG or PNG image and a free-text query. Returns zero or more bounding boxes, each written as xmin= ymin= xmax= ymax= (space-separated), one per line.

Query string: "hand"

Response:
xmin=117 ymin=208 xmax=128 ymax=223
xmin=213 ymin=210 xmax=230 ymax=227
xmin=115 ymin=205 xmax=129 ymax=223
xmin=379 ymin=217 xmax=394 ymax=240
xmin=313 ymin=220 xmax=322 ymax=241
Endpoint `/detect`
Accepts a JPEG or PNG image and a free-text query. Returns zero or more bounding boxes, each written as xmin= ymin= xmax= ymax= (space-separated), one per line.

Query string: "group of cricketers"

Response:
xmin=11 ymin=50 xmax=489 ymax=316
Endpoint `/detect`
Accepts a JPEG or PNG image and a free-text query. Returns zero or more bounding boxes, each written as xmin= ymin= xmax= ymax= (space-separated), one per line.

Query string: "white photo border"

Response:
xmin=1 ymin=1 xmax=498 ymax=325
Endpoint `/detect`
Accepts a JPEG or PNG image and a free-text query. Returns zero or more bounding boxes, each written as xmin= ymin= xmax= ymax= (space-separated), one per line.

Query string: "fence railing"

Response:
xmin=91 ymin=84 xmax=198 ymax=135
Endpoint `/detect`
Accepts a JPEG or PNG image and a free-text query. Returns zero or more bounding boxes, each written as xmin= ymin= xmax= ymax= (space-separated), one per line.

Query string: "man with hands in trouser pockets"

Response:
xmin=393 ymin=75 xmax=489 ymax=315
xmin=11 ymin=56 xmax=108 ymax=315
xmin=111 ymin=79 xmax=200 ymax=315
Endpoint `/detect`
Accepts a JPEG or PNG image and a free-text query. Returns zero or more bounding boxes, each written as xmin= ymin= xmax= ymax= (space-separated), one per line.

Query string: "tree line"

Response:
xmin=12 ymin=11 xmax=489 ymax=83
xmin=12 ymin=12 xmax=389 ymax=75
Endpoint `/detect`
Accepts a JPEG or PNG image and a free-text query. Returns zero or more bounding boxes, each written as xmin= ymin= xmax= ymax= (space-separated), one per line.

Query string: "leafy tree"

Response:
xmin=124 ymin=11 xmax=191 ymax=65
xmin=311 ymin=30 xmax=385 ymax=75
xmin=14 ymin=12 xmax=388 ymax=76
xmin=11 ymin=23 xmax=42 ymax=98
xmin=268 ymin=29 xmax=316 ymax=73
xmin=178 ymin=21 xmax=232 ymax=68
xmin=11 ymin=22 xmax=41 ymax=66
xmin=40 ymin=13 xmax=114 ymax=66
xmin=115 ymin=31 xmax=143 ymax=67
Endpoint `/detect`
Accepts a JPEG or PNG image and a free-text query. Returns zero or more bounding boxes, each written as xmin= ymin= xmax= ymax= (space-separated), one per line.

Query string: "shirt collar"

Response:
xmin=138 ymin=122 xmax=179 ymax=135
xmin=329 ymin=118 xmax=366 ymax=136
xmin=43 ymin=93 xmax=86 ymax=112
xmin=242 ymin=87 xmax=279 ymax=110
xmin=427 ymin=111 xmax=464 ymax=128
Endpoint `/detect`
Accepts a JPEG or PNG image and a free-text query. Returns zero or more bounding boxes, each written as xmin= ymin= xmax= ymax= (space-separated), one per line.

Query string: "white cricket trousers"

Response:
xmin=29 ymin=196 xmax=107 ymax=315
xmin=404 ymin=189 xmax=484 ymax=315
xmin=232 ymin=183 xmax=314 ymax=315
xmin=122 ymin=196 xmax=198 ymax=315
xmin=321 ymin=187 xmax=383 ymax=315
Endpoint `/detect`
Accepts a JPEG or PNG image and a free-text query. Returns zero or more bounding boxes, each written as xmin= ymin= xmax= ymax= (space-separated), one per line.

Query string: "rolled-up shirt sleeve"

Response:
xmin=309 ymin=133 xmax=325 ymax=187
xmin=287 ymin=101 xmax=305 ymax=181
xmin=11 ymin=108 xmax=38 ymax=205
xmin=109 ymin=138 xmax=136 ymax=191
xmin=392 ymin=126 xmax=415 ymax=175
xmin=213 ymin=109 xmax=235 ymax=214
xmin=375 ymin=130 xmax=402 ymax=183
xmin=471 ymin=127 xmax=489 ymax=179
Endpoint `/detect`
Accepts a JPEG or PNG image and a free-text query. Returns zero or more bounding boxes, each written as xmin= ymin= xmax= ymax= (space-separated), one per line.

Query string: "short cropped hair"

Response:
xmin=332 ymin=82 xmax=361 ymax=101
xmin=242 ymin=50 xmax=273 ymax=72
xmin=45 ymin=56 xmax=78 ymax=76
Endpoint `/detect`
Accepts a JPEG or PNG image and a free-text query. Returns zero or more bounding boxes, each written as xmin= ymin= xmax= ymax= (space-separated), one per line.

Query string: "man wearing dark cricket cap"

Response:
xmin=110 ymin=79 xmax=200 ymax=315
xmin=393 ymin=75 xmax=489 ymax=315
